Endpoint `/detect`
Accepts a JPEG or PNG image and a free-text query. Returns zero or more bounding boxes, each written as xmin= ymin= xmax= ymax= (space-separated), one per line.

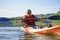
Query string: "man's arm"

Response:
xmin=33 ymin=15 xmax=44 ymax=21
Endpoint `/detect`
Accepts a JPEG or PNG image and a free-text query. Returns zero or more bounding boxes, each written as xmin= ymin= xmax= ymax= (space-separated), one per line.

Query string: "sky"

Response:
xmin=0 ymin=0 xmax=60 ymax=18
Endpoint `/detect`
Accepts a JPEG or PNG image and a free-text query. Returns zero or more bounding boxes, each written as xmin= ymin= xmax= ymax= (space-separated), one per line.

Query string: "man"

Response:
xmin=20 ymin=9 xmax=38 ymax=29
xmin=20 ymin=9 xmax=44 ymax=29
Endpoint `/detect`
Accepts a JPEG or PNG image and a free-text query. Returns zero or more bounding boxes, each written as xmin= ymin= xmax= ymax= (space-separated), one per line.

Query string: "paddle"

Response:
xmin=0 ymin=16 xmax=60 ymax=21
xmin=48 ymin=16 xmax=60 ymax=20
xmin=0 ymin=17 xmax=21 ymax=21
xmin=0 ymin=17 xmax=43 ymax=21
xmin=0 ymin=17 xmax=10 ymax=21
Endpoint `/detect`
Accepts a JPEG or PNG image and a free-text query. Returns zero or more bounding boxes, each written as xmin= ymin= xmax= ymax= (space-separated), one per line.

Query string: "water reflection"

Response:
xmin=0 ymin=27 xmax=60 ymax=40
xmin=20 ymin=32 xmax=60 ymax=40
xmin=24 ymin=33 xmax=34 ymax=40
xmin=44 ymin=34 xmax=60 ymax=40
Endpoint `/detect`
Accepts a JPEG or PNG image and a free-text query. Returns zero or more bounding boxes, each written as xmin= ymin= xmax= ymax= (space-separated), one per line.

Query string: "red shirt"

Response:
xmin=24 ymin=15 xmax=37 ymax=26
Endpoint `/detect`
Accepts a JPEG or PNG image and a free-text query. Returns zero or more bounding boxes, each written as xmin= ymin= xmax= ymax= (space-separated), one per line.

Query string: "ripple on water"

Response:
xmin=0 ymin=27 xmax=60 ymax=40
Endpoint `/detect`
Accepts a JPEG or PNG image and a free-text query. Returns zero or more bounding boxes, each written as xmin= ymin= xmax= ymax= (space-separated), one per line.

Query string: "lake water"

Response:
xmin=0 ymin=27 xmax=60 ymax=40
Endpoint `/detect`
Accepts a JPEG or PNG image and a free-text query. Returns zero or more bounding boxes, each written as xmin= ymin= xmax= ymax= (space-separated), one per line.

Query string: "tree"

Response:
xmin=56 ymin=11 xmax=60 ymax=16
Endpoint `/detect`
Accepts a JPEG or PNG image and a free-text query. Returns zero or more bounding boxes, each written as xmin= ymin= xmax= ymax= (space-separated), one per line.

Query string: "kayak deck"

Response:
xmin=20 ymin=25 xmax=60 ymax=35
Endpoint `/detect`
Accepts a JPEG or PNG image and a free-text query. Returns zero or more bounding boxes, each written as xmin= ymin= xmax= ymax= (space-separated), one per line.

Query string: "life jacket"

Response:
xmin=24 ymin=15 xmax=36 ymax=26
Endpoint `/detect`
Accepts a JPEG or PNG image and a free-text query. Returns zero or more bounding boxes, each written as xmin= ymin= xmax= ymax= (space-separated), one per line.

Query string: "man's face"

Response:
xmin=27 ymin=13 xmax=31 ymax=16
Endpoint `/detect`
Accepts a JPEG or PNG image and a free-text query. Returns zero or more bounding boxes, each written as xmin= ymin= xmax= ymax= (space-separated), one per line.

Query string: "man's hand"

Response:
xmin=38 ymin=18 xmax=44 ymax=21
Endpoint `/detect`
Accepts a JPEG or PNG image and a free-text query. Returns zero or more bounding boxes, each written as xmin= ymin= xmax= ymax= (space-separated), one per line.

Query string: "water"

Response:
xmin=0 ymin=27 xmax=60 ymax=40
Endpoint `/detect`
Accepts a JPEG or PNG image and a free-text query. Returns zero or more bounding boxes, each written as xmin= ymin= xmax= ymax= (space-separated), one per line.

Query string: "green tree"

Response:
xmin=56 ymin=11 xmax=60 ymax=16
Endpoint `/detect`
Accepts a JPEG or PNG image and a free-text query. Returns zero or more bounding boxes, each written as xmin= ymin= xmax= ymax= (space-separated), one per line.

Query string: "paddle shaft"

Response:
xmin=10 ymin=18 xmax=44 ymax=21
xmin=0 ymin=18 xmax=47 ymax=21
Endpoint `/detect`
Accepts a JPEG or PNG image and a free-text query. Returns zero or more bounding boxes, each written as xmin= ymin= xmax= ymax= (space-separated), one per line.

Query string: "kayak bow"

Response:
xmin=21 ymin=25 xmax=60 ymax=35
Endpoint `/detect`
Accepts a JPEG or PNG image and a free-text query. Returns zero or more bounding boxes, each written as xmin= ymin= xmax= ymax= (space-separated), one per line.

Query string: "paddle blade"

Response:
xmin=48 ymin=16 xmax=60 ymax=20
xmin=0 ymin=17 xmax=10 ymax=21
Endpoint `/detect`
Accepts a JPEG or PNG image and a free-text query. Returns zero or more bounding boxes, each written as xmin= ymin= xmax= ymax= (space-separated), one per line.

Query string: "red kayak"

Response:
xmin=21 ymin=25 xmax=60 ymax=35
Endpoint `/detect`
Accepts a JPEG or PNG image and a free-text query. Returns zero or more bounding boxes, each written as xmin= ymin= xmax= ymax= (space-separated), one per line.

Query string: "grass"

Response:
xmin=52 ymin=20 xmax=60 ymax=26
xmin=36 ymin=20 xmax=60 ymax=27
